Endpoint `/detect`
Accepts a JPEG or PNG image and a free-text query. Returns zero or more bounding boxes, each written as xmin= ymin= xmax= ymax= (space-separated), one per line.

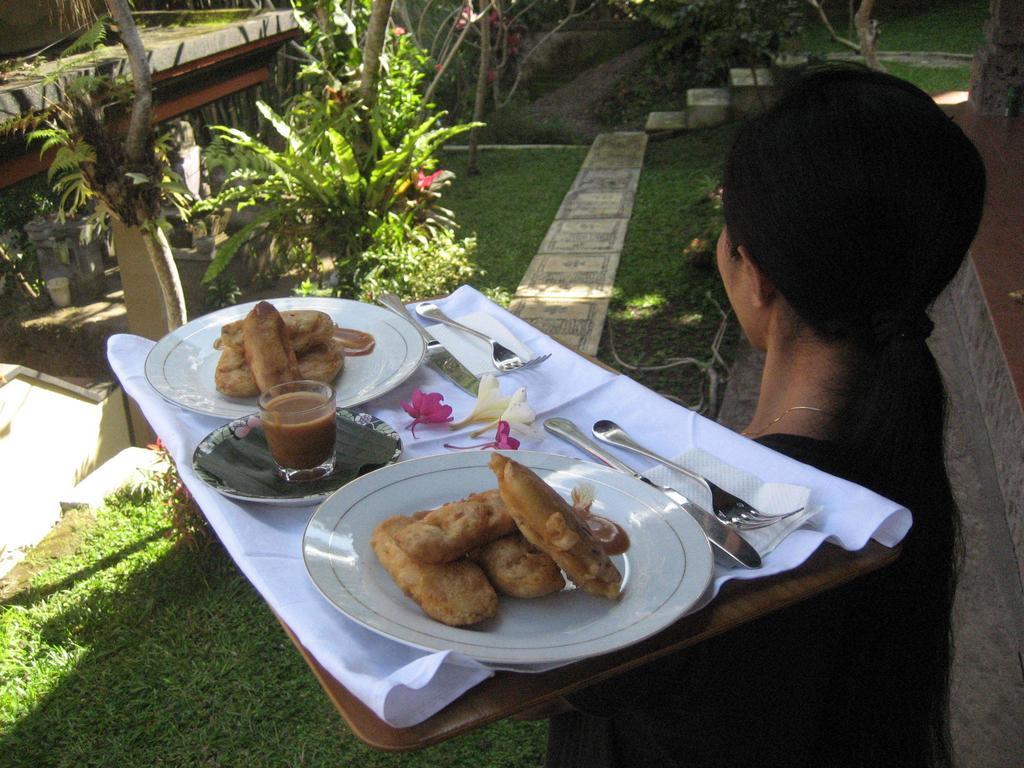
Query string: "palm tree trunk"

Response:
xmin=103 ymin=0 xmax=153 ymax=165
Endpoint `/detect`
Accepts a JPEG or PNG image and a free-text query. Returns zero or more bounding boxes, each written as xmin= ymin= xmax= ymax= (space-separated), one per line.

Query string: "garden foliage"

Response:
xmin=623 ymin=0 xmax=804 ymax=83
xmin=198 ymin=0 xmax=479 ymax=302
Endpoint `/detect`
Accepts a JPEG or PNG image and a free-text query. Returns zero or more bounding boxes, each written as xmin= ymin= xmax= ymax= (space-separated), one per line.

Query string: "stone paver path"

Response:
xmin=510 ymin=132 xmax=647 ymax=355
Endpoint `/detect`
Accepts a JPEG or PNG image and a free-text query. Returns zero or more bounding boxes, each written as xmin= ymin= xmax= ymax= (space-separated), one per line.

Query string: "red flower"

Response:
xmin=415 ymin=168 xmax=445 ymax=191
xmin=444 ymin=420 xmax=521 ymax=451
xmin=401 ymin=389 xmax=454 ymax=438
xmin=392 ymin=26 xmax=406 ymax=36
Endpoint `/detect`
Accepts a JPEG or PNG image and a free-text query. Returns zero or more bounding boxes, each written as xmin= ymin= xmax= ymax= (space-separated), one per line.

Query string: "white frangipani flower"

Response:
xmin=469 ymin=387 xmax=538 ymax=438
xmin=449 ymin=375 xmax=510 ymax=429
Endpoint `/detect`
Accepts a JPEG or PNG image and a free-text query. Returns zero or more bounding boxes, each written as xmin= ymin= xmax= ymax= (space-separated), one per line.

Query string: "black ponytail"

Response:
xmin=722 ymin=64 xmax=985 ymax=766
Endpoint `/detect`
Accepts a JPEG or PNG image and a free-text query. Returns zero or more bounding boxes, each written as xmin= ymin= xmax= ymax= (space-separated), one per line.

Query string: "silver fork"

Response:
xmin=591 ymin=419 xmax=804 ymax=529
xmin=416 ymin=302 xmax=550 ymax=373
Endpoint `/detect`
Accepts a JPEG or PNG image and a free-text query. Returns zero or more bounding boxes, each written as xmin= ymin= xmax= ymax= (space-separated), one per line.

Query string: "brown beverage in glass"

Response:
xmin=258 ymin=380 xmax=337 ymax=482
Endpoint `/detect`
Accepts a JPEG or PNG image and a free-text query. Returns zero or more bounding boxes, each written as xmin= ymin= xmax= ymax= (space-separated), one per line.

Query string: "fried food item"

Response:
xmin=297 ymin=339 xmax=345 ymax=383
xmin=393 ymin=490 xmax=516 ymax=564
xmin=470 ymin=534 xmax=565 ymax=598
xmin=371 ymin=516 xmax=498 ymax=627
xmin=214 ymin=343 xmax=259 ymax=398
xmin=213 ymin=306 xmax=351 ymax=396
xmin=242 ymin=301 xmax=302 ymax=392
xmin=490 ymin=453 xmax=622 ymax=600
xmin=216 ymin=309 xmax=335 ymax=354
xmin=280 ymin=310 xmax=335 ymax=353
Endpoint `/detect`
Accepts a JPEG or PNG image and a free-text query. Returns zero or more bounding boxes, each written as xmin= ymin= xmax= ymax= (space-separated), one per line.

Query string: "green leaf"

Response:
xmin=202 ymin=213 xmax=275 ymax=284
xmin=326 ymin=129 xmax=361 ymax=197
xmin=256 ymin=101 xmax=298 ymax=151
xmin=62 ymin=17 xmax=110 ymax=57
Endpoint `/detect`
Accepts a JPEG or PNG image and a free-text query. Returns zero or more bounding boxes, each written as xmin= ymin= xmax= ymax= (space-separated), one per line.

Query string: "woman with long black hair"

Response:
xmin=545 ymin=64 xmax=986 ymax=768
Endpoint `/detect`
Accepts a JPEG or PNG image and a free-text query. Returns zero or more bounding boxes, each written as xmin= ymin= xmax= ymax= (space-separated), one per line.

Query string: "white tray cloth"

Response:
xmin=106 ymin=284 xmax=911 ymax=728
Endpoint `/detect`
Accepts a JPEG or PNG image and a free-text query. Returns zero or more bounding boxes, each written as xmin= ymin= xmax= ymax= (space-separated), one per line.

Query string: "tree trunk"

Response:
xmin=422 ymin=1 xmax=497 ymax=108
xmin=103 ymin=0 xmax=152 ymax=166
xmin=359 ymin=0 xmax=395 ymax=109
xmin=804 ymin=0 xmax=860 ymax=54
xmin=466 ymin=11 xmax=491 ymax=176
xmin=140 ymin=224 xmax=186 ymax=331
xmin=854 ymin=0 xmax=884 ymax=71
xmin=100 ymin=0 xmax=187 ymax=328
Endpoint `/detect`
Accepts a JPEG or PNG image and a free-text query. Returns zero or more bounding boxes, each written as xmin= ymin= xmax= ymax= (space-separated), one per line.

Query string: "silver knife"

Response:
xmin=378 ymin=293 xmax=480 ymax=396
xmin=544 ymin=417 xmax=762 ymax=569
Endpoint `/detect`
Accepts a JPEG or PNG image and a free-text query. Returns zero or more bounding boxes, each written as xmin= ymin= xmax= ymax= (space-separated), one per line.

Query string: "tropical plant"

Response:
xmin=0 ymin=176 xmax=56 ymax=300
xmin=198 ymin=0 xmax=479 ymax=300
xmin=357 ymin=215 xmax=477 ymax=302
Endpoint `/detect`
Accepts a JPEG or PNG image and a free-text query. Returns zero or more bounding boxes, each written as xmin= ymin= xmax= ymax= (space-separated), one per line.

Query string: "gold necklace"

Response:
xmin=741 ymin=405 xmax=826 ymax=438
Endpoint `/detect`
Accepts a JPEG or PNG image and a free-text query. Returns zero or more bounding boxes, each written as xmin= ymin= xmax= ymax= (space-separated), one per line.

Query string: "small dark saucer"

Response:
xmin=192 ymin=409 xmax=402 ymax=505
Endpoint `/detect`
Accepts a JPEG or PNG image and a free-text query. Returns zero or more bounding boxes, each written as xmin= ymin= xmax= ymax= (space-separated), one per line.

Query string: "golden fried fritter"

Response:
xmin=470 ymin=535 xmax=565 ymax=598
xmin=280 ymin=310 xmax=335 ymax=353
xmin=216 ymin=309 xmax=334 ymax=354
xmin=393 ymin=489 xmax=516 ymax=564
xmin=490 ymin=453 xmax=622 ymax=600
xmin=371 ymin=516 xmax=498 ymax=627
xmin=242 ymin=301 xmax=302 ymax=392
xmin=213 ymin=306 xmax=346 ymax=396
xmin=214 ymin=344 xmax=259 ymax=398
xmin=296 ymin=339 xmax=345 ymax=383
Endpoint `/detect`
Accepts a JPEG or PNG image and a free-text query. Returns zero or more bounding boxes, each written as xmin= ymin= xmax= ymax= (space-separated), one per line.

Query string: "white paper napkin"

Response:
xmin=421 ymin=309 xmax=536 ymax=377
xmin=643 ymin=449 xmax=818 ymax=557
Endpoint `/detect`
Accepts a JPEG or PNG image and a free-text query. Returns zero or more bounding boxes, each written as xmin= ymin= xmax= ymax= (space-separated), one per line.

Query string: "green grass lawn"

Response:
xmin=0 ymin=491 xmax=546 ymax=767
xmin=794 ymin=0 xmax=985 ymax=94
xmin=443 ymin=136 xmax=739 ymax=411
xmin=441 ymin=147 xmax=589 ymax=303
xmin=599 ymin=129 xmax=740 ymax=410
xmin=799 ymin=0 xmax=989 ymax=55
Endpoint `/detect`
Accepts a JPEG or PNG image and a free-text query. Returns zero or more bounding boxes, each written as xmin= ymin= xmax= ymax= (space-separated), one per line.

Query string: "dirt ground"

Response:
xmin=527 ymin=42 xmax=656 ymax=140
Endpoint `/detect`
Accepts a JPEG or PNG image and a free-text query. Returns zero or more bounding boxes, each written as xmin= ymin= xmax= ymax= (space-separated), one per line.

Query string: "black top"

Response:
xmin=548 ymin=434 xmax=903 ymax=768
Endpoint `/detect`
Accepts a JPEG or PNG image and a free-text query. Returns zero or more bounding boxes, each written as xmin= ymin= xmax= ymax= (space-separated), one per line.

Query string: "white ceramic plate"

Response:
xmin=145 ymin=298 xmax=425 ymax=419
xmin=303 ymin=450 xmax=714 ymax=667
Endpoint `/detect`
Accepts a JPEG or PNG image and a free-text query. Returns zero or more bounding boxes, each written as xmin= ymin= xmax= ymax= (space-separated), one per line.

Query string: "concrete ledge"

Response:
xmin=60 ymin=446 xmax=166 ymax=511
xmin=0 ymin=10 xmax=298 ymax=120
xmin=0 ymin=369 xmax=132 ymax=565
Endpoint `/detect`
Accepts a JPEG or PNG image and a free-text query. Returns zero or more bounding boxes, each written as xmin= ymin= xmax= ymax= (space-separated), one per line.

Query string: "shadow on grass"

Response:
xmin=1 ymin=527 xmax=171 ymax=610
xmin=2 ymin=530 xmax=545 ymax=768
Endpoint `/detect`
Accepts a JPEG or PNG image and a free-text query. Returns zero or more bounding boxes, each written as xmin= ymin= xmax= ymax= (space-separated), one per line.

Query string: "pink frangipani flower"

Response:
xmin=444 ymin=420 xmax=520 ymax=451
xmin=401 ymin=389 xmax=453 ymax=438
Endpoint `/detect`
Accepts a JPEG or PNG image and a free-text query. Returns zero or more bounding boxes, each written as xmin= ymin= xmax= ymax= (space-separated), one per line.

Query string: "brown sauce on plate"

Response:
xmin=578 ymin=508 xmax=630 ymax=556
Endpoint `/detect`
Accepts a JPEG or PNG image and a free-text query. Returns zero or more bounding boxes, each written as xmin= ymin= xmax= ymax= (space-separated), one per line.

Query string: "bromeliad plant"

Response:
xmin=198 ymin=0 xmax=479 ymax=301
